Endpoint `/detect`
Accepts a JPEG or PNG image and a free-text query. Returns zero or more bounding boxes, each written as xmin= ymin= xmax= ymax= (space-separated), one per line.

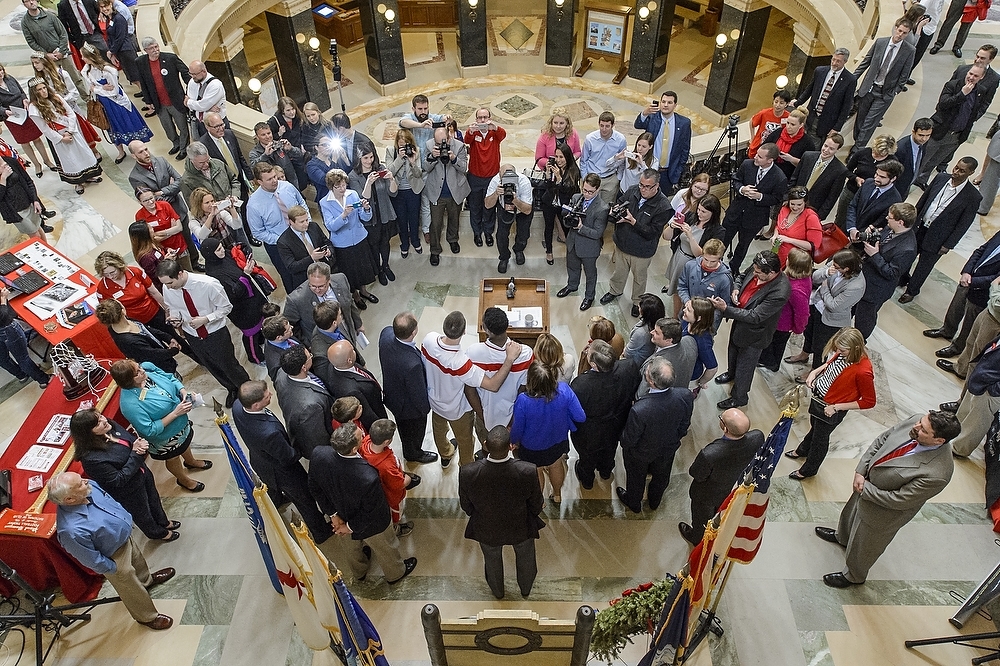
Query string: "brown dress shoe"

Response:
xmin=149 ymin=567 xmax=176 ymax=586
xmin=140 ymin=614 xmax=173 ymax=630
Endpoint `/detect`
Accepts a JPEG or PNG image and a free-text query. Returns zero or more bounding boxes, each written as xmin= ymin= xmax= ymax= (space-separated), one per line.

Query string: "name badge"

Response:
xmin=112 ymin=290 xmax=124 ymax=299
xmin=138 ymin=387 xmax=148 ymax=400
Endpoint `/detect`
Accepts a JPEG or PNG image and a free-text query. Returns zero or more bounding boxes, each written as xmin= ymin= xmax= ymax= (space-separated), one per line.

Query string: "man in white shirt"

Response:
xmin=156 ymin=259 xmax=249 ymax=408
xmin=484 ymin=164 xmax=533 ymax=274
xmin=184 ymin=60 xmax=226 ymax=138
xmin=421 ymin=311 xmax=522 ymax=467
xmin=466 ymin=307 xmax=534 ymax=435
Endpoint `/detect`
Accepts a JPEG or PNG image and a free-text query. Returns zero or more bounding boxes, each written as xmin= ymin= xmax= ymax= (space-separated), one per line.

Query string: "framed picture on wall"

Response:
xmin=255 ymin=64 xmax=281 ymax=116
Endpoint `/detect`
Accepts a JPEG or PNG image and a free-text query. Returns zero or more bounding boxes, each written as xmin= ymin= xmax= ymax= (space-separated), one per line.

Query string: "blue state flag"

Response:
xmin=332 ymin=574 xmax=389 ymax=666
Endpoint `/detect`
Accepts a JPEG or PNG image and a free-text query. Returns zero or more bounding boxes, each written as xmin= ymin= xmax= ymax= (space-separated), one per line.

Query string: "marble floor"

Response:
xmin=3 ymin=2 xmax=1000 ymax=665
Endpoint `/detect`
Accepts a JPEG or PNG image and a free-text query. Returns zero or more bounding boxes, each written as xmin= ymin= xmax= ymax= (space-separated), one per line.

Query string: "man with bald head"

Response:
xmin=679 ymin=407 xmax=764 ymax=545
xmin=184 ymin=59 xmax=227 ymax=139
xmin=323 ymin=339 xmax=387 ymax=431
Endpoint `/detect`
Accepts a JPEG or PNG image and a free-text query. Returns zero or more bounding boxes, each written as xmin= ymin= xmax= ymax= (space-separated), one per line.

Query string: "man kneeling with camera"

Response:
xmin=484 ymin=164 xmax=534 ymax=273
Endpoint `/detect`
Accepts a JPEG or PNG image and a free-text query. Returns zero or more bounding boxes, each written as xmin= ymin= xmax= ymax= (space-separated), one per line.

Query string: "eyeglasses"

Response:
xmin=206 ymin=123 xmax=225 ymax=129
xmin=638 ymin=182 xmax=658 ymax=191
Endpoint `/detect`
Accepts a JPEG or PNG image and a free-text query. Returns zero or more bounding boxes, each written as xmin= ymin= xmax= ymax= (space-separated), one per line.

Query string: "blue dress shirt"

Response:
xmin=245 ymin=180 xmax=308 ymax=245
xmin=579 ymin=129 xmax=627 ymax=179
xmin=56 ymin=480 xmax=133 ymax=574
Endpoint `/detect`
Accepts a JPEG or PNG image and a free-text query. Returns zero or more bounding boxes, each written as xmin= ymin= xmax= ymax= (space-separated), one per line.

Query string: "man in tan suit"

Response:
xmin=814 ymin=411 xmax=960 ymax=587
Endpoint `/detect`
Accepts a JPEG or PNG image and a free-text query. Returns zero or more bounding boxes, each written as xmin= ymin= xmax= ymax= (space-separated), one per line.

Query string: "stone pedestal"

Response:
xmin=357 ymin=0 xmax=406 ymax=90
xmin=704 ymin=0 xmax=771 ymax=116
xmin=265 ymin=0 xmax=331 ymax=112
xmin=206 ymin=28 xmax=252 ymax=106
xmin=545 ymin=0 xmax=576 ymax=68
xmin=787 ymin=21 xmax=829 ymax=100
xmin=627 ymin=0 xmax=677 ymax=83
xmin=457 ymin=0 xmax=488 ymax=71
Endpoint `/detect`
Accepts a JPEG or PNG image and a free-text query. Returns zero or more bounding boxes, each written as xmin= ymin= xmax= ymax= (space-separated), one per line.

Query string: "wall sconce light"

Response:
xmin=305 ymin=35 xmax=323 ymax=67
xmin=775 ymin=74 xmax=789 ymax=89
xmin=377 ymin=3 xmax=397 ymax=35
xmin=247 ymin=77 xmax=262 ymax=112
xmin=715 ymin=33 xmax=729 ymax=63
xmin=468 ymin=0 xmax=478 ymax=21
xmin=637 ymin=2 xmax=655 ymax=33
xmin=554 ymin=0 xmax=565 ymax=21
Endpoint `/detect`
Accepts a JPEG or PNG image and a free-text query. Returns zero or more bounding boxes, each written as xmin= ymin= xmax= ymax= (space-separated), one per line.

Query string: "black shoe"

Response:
xmin=630 ymin=304 xmax=640 ymax=318
xmin=936 ymin=345 xmax=961 ymax=358
xmin=355 ymin=297 xmax=367 ymax=310
xmin=599 ymin=470 xmax=612 ymax=480
xmin=556 ymin=286 xmax=577 ymax=298
xmin=450 ymin=242 xmax=460 ymax=254
xmin=900 ymin=85 xmax=908 ymax=92
xmin=929 ymin=45 xmax=941 ymax=55
xmin=953 ymin=47 xmax=963 ymax=58
xmin=384 ymin=267 xmax=395 ymax=281
xmin=599 ymin=292 xmax=620 ymax=305
xmin=225 ymin=393 xmax=237 ymax=409
xmin=387 ymin=557 xmax=417 ymax=584
xmin=574 ymin=460 xmax=594 ymax=490
xmin=714 ymin=373 xmax=732 ymax=384
xmin=192 ymin=261 xmax=206 ymax=273
xmin=363 ymin=292 xmax=379 ymax=304
xmin=430 ymin=254 xmax=440 ymax=266
xmin=717 ymin=397 xmax=740 ymax=409
xmin=936 ymin=359 xmax=961 ymax=376
xmin=484 ymin=233 xmax=494 ymax=247
xmin=906 ymin=78 xmax=916 ymax=85
xmin=378 ymin=272 xmax=388 ymax=286
xmin=498 ymin=260 xmax=508 ymax=273
xmin=898 ymin=293 xmax=914 ymax=304
xmin=174 ymin=150 xmax=186 ymax=161
xmin=823 ymin=572 xmax=860 ymax=588
xmin=248 ymin=237 xmax=263 ymax=247
xmin=474 ymin=235 xmax=483 ymax=247
xmin=678 ymin=522 xmax=697 ymax=545
xmin=40 ymin=223 xmax=54 ymax=233
xmin=923 ymin=328 xmax=950 ymax=339
xmin=405 ymin=451 xmax=439 ymax=464
xmin=406 ymin=474 xmax=421 ymax=490
xmin=615 ymin=486 xmax=640 ymax=513
xmin=940 ymin=401 xmax=959 ymax=413
xmin=815 ymin=527 xmax=840 ymax=544
xmin=580 ymin=298 xmax=593 ymax=311
xmin=168 ymin=146 xmax=179 ymax=155
xmin=41 ymin=209 xmax=56 ymax=219
xmin=515 ymin=251 xmax=525 ymax=265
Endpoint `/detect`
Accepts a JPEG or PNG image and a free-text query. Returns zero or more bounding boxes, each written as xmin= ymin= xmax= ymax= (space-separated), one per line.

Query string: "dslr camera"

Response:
xmin=500 ymin=168 xmax=519 ymax=206
xmin=402 ymin=143 xmax=415 ymax=158
xmin=855 ymin=229 xmax=880 ymax=245
xmin=431 ymin=138 xmax=451 ymax=161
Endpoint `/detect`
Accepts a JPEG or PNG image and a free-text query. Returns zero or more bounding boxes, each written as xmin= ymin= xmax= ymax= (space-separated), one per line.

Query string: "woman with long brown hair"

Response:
xmin=27 ymin=77 xmax=101 ymax=193
xmin=128 ymin=220 xmax=175 ymax=292
xmin=0 ymin=61 xmax=54 ymax=177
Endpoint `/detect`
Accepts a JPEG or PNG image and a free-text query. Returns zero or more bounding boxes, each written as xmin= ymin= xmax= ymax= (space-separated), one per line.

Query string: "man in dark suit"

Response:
xmin=232 ymin=380 xmax=332 ymax=542
xmin=899 ymin=157 xmax=982 ymax=302
xmin=815 ymin=412 xmax=959 ymax=587
xmin=570 ymin=340 xmax=640 ymax=489
xmin=793 ymin=48 xmax=858 ymax=143
xmin=854 ymin=203 xmax=918 ymax=339
xmin=914 ymin=65 xmax=990 ymax=188
xmin=459 ymin=425 xmax=545 ymax=599
xmin=947 ymin=337 xmax=1000 ymax=456
xmin=310 ymin=301 xmax=362 ymax=380
xmin=557 ymin=174 xmax=610 ymax=310
xmin=711 ymin=251 xmax=791 ymax=409
xmin=788 ymin=132 xmax=848 ymax=220
xmin=308 ymin=423 xmax=417 ymax=585
xmin=845 ymin=160 xmax=904 ymax=235
xmin=323 ymin=340 xmax=386 ymax=431
xmin=272 ymin=345 xmax=332 ymax=460
xmin=948 ymin=45 xmax=1000 ymax=110
xmin=283 ymin=262 xmax=362 ymax=342
xmin=136 ymin=38 xmax=190 ymax=159
xmin=928 ymin=230 xmax=1000 ymax=365
xmin=616 ymin=357 xmax=694 ymax=513
xmin=261 ymin=315 xmax=300 ymax=382
xmin=721 ymin=144 xmax=789 ymax=276
xmin=57 ymin=0 xmax=105 ymax=52
xmin=277 ymin=205 xmax=334 ymax=291
xmin=633 ymin=90 xmax=692 ymax=192
xmin=679 ymin=407 xmax=763 ymax=545
xmin=379 ymin=312 xmax=436 ymax=464
xmin=892 ymin=118 xmax=933 ymax=197
xmin=852 ymin=18 xmax=916 ymax=152
xmin=929 ymin=0 xmax=985 ymax=58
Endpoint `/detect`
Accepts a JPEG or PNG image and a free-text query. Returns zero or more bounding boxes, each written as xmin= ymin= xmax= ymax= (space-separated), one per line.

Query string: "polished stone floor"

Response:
xmin=3 ymin=2 xmax=1000 ymax=664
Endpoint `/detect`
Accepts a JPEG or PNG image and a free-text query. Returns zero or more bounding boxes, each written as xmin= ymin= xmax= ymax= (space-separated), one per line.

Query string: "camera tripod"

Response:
xmin=328 ymin=40 xmax=347 ymax=113
xmin=0 ymin=558 xmax=120 ymax=666
xmin=703 ymin=114 xmax=741 ymax=204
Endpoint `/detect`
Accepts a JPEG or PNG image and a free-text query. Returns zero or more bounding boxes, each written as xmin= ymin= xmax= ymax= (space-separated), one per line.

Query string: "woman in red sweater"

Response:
xmin=772 ymin=186 xmax=822 ymax=268
xmin=786 ymin=326 xmax=876 ymax=479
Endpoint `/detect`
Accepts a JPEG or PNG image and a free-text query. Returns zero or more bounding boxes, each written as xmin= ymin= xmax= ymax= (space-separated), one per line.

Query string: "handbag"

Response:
xmin=86 ymin=98 xmax=110 ymax=131
xmin=813 ymin=222 xmax=850 ymax=263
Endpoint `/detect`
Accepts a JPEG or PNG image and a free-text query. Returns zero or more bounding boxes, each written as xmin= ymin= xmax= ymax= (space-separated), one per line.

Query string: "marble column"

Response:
xmin=545 ymin=0 xmax=576 ymax=76
xmin=704 ymin=0 xmax=771 ymax=117
xmin=456 ymin=0 xmax=488 ymax=76
xmin=626 ymin=0 xmax=677 ymax=89
xmin=264 ymin=0 xmax=331 ymax=112
xmin=205 ymin=28 xmax=252 ymax=106
xmin=786 ymin=20 xmax=829 ymax=100
xmin=357 ymin=0 xmax=406 ymax=95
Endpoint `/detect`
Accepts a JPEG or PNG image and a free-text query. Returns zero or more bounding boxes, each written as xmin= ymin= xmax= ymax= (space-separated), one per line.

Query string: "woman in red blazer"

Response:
xmin=786 ymin=326 xmax=876 ymax=479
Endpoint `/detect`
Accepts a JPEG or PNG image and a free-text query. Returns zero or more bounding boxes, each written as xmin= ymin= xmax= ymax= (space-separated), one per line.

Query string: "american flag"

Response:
xmin=726 ymin=415 xmax=793 ymax=564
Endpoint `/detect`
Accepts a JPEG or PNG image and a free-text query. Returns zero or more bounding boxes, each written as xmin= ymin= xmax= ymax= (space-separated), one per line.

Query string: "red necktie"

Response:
xmin=872 ymin=439 xmax=918 ymax=468
xmin=181 ymin=288 xmax=209 ymax=339
xmin=355 ymin=365 xmax=381 ymax=390
xmin=75 ymin=0 xmax=94 ymax=33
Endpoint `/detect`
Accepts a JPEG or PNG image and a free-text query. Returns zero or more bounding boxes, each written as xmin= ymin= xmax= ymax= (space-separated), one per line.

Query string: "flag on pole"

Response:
xmin=636 ymin=575 xmax=692 ymax=666
xmin=331 ymin=571 xmax=389 ymax=666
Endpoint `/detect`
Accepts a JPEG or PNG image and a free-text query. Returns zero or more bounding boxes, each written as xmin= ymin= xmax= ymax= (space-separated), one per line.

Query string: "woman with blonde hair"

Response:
xmin=0 ymin=61 xmax=55 ymax=177
xmin=321 ymin=167 xmax=378 ymax=308
xmin=534 ymin=332 xmax=576 ymax=383
xmin=534 ymin=108 xmax=581 ymax=169
xmin=27 ymin=77 xmax=102 ymax=193
xmin=385 ymin=128 xmax=423 ymax=257
xmin=188 ymin=186 xmax=249 ymax=249
xmin=786 ymin=326 xmax=876 ymax=479
xmin=300 ymin=101 xmax=334 ymax=155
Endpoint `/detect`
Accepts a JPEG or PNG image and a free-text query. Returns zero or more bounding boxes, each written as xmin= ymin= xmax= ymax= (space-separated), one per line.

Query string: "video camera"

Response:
xmin=560 ymin=199 xmax=586 ymax=229
xmin=500 ymin=168 xmax=519 ymax=206
xmin=608 ymin=201 xmax=631 ymax=223
xmin=725 ymin=113 xmax=740 ymax=138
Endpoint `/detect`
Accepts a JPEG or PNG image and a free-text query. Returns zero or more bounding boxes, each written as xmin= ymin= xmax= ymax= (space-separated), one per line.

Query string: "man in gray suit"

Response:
xmin=273 ymin=345 xmax=333 ymax=460
xmin=852 ymin=18 xmax=916 ymax=154
xmin=556 ymin=173 xmax=609 ymax=310
xmin=283 ymin=262 xmax=362 ymax=342
xmin=815 ymin=411 xmax=960 ymax=587
xmin=422 ymin=126 xmax=470 ymax=267
xmin=636 ymin=317 xmax=698 ymax=397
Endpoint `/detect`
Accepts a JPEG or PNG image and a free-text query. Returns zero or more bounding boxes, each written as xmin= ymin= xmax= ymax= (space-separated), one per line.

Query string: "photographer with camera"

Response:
xmin=599 ymin=168 xmax=672 ymax=318
xmin=484 ymin=163 xmax=534 ymax=273
xmin=556 ymin=174 xmax=609 ymax=310
xmin=854 ymin=202 xmax=918 ymax=339
xmin=421 ymin=125 xmax=470 ymax=267
xmin=400 ymin=95 xmax=452 ymax=242
xmin=541 ymin=144 xmax=581 ymax=265
xmin=249 ymin=121 xmax=305 ymax=192
xmin=464 ymin=108 xmax=506 ymax=248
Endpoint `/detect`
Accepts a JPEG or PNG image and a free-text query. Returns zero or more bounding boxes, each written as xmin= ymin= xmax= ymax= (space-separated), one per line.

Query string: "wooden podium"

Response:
xmin=478 ymin=278 xmax=549 ymax=344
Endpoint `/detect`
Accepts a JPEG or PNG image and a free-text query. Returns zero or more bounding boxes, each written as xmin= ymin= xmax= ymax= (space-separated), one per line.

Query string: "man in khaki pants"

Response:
xmin=49 ymin=472 xmax=175 ymax=629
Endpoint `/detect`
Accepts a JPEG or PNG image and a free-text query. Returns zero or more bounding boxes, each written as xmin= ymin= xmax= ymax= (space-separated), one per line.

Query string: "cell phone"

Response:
xmin=651 ymin=100 xmax=659 ymax=107
xmin=217 ymin=199 xmax=232 ymax=210
xmin=351 ymin=201 xmax=365 ymax=209
xmin=376 ymin=169 xmax=389 ymax=178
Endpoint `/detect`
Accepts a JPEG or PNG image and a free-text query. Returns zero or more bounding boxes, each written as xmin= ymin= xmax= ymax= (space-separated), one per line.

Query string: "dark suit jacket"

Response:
xmin=845 ymin=179 xmax=902 ymax=232
xmin=378 ymin=326 xmax=430 ymax=421
xmin=861 ymin=227 xmax=917 ymax=305
xmin=197 ymin=130 xmax=254 ymax=184
xmin=459 ymin=457 xmax=545 ymax=546
xmin=570 ymin=359 xmax=641 ymax=453
xmin=930 ymin=76 xmax=993 ymax=143
xmin=231 ymin=400 xmax=315 ymax=504
xmin=102 ymin=11 xmax=133 ymax=60
xmin=264 ymin=339 xmax=299 ymax=382
xmin=633 ymin=111 xmax=692 ymax=186
xmin=136 ymin=52 xmax=188 ymax=112
xmin=310 ymin=328 xmax=362 ymax=379
xmin=893 ymin=135 xmax=924 ymax=197
xmin=724 ymin=271 xmax=791 ymax=349
xmin=964 ymin=231 xmax=1000 ymax=307
xmin=77 ymin=422 xmax=152 ymax=505
xmin=951 ymin=63 xmax=1000 ymax=114
xmin=308 ymin=448 xmax=390 ymax=540
xmin=723 ymin=160 xmax=788 ymax=231
xmin=914 ymin=174 xmax=982 ymax=253
xmin=789 ymin=151 xmax=848 ymax=220
xmin=273 ymin=370 xmax=333 ymax=459
xmin=57 ymin=0 xmax=99 ymax=48
xmin=855 ymin=37 xmax=916 ymax=98
xmin=283 ymin=272 xmax=361 ymax=343
xmin=688 ymin=431 xmax=764 ymax=518
xmin=276 ymin=222 xmax=334 ymax=291
xmin=321 ymin=365 xmax=386 ymax=431
xmin=565 ymin=193 xmax=609 ymax=258
xmin=108 ymin=326 xmax=178 ymax=375
xmin=622 ymin=388 xmax=693 ymax=462
xmin=797 ymin=66 xmax=857 ymax=137
xmin=128 ymin=156 xmax=188 ymax=216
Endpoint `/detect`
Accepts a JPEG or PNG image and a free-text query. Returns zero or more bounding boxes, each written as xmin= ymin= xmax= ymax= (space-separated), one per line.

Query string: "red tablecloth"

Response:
xmin=0 ymin=375 xmax=123 ymax=602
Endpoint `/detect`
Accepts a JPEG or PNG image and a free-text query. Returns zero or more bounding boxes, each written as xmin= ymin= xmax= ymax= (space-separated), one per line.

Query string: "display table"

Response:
xmin=3 ymin=238 xmax=119 ymax=361
xmin=0 ymin=375 xmax=122 ymax=602
xmin=478 ymin=278 xmax=549 ymax=345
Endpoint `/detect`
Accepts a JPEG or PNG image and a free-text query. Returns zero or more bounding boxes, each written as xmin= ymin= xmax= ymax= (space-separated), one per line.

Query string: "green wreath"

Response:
xmin=590 ymin=576 xmax=677 ymax=663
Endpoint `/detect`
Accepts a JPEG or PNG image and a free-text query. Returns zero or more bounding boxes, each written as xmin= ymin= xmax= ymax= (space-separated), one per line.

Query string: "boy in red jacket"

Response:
xmin=359 ymin=419 xmax=421 ymax=536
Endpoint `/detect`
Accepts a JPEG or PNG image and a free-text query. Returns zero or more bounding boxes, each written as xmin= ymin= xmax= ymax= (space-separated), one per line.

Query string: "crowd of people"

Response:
xmin=0 ymin=0 xmax=996 ymax=632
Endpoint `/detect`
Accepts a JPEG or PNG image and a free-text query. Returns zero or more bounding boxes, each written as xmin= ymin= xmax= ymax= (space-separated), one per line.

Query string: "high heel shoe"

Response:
xmin=545 ymin=253 xmax=554 ymax=265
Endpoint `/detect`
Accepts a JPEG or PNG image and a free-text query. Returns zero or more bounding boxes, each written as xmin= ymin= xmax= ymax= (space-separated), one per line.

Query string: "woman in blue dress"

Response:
xmin=80 ymin=45 xmax=152 ymax=164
